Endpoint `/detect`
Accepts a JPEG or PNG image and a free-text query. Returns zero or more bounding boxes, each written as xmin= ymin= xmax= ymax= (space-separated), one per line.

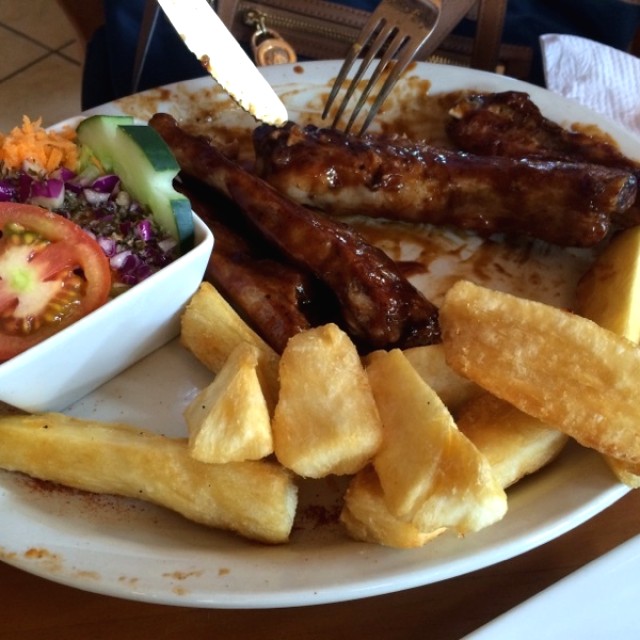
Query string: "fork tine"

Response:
xmin=343 ymin=29 xmax=409 ymax=134
xmin=324 ymin=0 xmax=443 ymax=135
xmin=328 ymin=22 xmax=398 ymax=127
xmin=355 ymin=36 xmax=427 ymax=135
xmin=321 ymin=16 xmax=385 ymax=120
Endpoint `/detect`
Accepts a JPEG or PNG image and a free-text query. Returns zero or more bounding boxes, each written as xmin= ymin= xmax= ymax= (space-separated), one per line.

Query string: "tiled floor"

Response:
xmin=0 ymin=0 xmax=83 ymax=131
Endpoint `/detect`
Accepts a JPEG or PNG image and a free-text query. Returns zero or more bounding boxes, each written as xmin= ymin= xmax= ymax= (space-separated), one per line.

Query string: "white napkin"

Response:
xmin=540 ymin=33 xmax=640 ymax=136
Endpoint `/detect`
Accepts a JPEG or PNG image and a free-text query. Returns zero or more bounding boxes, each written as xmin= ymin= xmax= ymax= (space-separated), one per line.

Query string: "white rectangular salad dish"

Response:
xmin=0 ymin=212 xmax=213 ymax=412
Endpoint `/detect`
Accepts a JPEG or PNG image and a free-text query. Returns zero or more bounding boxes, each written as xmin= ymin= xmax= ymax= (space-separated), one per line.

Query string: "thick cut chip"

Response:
xmin=341 ymin=466 xmax=446 ymax=548
xmin=184 ymin=342 xmax=273 ymax=464
xmin=366 ymin=349 xmax=507 ymax=535
xmin=272 ymin=323 xmax=383 ymax=478
xmin=0 ymin=413 xmax=297 ymax=544
xmin=181 ymin=282 xmax=280 ymax=411
xmin=440 ymin=279 xmax=640 ymax=466
xmin=402 ymin=344 xmax=483 ymax=416
xmin=575 ymin=226 xmax=640 ymax=343
xmin=605 ymin=457 xmax=640 ymax=488
xmin=456 ymin=393 xmax=568 ymax=488
xmin=575 ymin=239 xmax=640 ymax=486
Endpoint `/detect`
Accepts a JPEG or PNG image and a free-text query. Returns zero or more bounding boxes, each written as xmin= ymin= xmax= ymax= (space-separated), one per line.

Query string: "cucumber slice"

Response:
xmin=116 ymin=125 xmax=194 ymax=252
xmin=76 ymin=115 xmax=135 ymax=172
xmin=76 ymin=115 xmax=194 ymax=252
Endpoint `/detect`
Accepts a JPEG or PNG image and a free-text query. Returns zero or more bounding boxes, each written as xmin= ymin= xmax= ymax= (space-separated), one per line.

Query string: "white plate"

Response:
xmin=0 ymin=61 xmax=635 ymax=608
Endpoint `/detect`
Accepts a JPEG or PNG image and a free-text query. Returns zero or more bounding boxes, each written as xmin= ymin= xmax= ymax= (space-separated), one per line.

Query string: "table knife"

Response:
xmin=156 ymin=0 xmax=288 ymax=125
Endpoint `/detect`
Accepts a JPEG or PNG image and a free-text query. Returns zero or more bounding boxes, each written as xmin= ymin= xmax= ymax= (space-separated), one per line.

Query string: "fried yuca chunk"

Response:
xmin=184 ymin=342 xmax=273 ymax=464
xmin=366 ymin=349 xmax=507 ymax=535
xmin=403 ymin=344 xmax=483 ymax=416
xmin=440 ymin=280 xmax=640 ymax=466
xmin=0 ymin=413 xmax=297 ymax=544
xmin=181 ymin=282 xmax=280 ymax=411
xmin=456 ymin=393 xmax=568 ymax=489
xmin=575 ymin=226 xmax=640 ymax=343
xmin=341 ymin=465 xmax=446 ymax=548
xmin=272 ymin=323 xmax=383 ymax=478
xmin=605 ymin=457 xmax=640 ymax=488
xmin=341 ymin=391 xmax=565 ymax=547
xmin=574 ymin=232 xmax=640 ymax=486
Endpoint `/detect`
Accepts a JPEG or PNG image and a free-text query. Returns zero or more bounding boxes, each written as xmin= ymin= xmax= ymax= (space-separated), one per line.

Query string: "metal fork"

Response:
xmin=322 ymin=0 xmax=442 ymax=135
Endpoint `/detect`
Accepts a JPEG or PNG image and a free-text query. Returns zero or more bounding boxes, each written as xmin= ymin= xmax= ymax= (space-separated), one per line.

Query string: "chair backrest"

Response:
xmin=56 ymin=0 xmax=105 ymax=48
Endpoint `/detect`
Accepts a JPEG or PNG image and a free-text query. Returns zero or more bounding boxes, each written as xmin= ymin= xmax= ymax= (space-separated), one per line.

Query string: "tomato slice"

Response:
xmin=0 ymin=202 xmax=111 ymax=362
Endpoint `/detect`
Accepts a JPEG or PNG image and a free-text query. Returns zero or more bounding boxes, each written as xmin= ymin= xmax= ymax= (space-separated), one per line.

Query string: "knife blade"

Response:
xmin=156 ymin=0 xmax=288 ymax=126
xmin=132 ymin=0 xmax=161 ymax=94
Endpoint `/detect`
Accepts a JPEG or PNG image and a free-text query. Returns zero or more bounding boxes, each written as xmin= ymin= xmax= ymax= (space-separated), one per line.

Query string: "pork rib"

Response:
xmin=447 ymin=90 xmax=640 ymax=228
xmin=178 ymin=180 xmax=314 ymax=353
xmin=447 ymin=91 xmax=638 ymax=169
xmin=253 ymin=121 xmax=637 ymax=248
xmin=150 ymin=113 xmax=440 ymax=350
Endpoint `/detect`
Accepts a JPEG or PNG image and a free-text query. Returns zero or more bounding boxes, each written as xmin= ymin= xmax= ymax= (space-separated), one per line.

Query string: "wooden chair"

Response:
xmin=56 ymin=0 xmax=105 ymax=50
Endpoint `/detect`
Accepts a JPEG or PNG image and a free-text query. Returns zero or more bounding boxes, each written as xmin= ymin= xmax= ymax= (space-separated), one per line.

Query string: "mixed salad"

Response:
xmin=0 ymin=115 xmax=194 ymax=362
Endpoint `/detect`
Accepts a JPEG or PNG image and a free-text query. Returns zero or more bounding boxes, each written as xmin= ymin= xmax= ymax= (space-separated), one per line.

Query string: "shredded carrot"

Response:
xmin=0 ymin=115 xmax=79 ymax=174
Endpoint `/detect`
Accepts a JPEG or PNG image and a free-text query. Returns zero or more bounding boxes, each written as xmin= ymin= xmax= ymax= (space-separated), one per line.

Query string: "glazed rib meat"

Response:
xmin=447 ymin=90 xmax=640 ymax=227
xmin=178 ymin=181 xmax=314 ymax=353
xmin=447 ymin=90 xmax=638 ymax=168
xmin=206 ymin=228 xmax=312 ymax=353
xmin=150 ymin=113 xmax=440 ymax=350
xmin=253 ymin=122 xmax=637 ymax=248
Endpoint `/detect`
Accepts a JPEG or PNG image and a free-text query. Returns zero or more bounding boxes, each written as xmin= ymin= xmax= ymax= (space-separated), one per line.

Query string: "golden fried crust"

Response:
xmin=456 ymin=393 xmax=568 ymax=489
xmin=441 ymin=280 xmax=640 ymax=466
